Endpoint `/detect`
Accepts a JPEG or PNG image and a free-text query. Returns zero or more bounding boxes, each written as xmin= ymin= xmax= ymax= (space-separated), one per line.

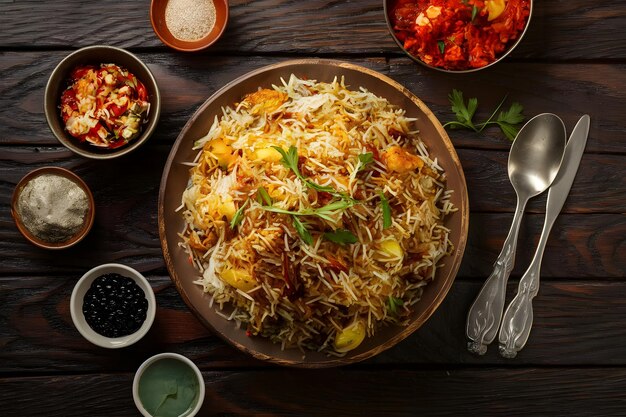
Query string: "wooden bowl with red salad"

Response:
xmin=384 ymin=0 xmax=532 ymax=72
xmin=45 ymin=45 xmax=161 ymax=159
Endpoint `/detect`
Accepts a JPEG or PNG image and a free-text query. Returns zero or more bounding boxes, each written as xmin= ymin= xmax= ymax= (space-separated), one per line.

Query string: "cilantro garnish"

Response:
xmin=230 ymin=200 xmax=249 ymax=229
xmin=262 ymin=146 xmax=361 ymax=244
xmin=323 ymin=229 xmax=358 ymax=245
xmin=272 ymin=145 xmax=336 ymax=194
xmin=357 ymin=152 xmax=374 ymax=172
xmin=292 ymin=216 xmax=313 ymax=245
xmin=443 ymin=89 xmax=525 ymax=141
xmin=379 ymin=192 xmax=392 ymax=229
xmin=437 ymin=40 xmax=445 ymax=55
xmin=388 ymin=296 xmax=405 ymax=314
xmin=256 ymin=186 xmax=273 ymax=206
xmin=259 ymin=199 xmax=356 ymax=223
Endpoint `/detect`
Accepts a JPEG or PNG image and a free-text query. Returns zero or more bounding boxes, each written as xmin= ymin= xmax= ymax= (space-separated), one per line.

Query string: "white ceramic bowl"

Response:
xmin=70 ymin=263 xmax=156 ymax=348
xmin=132 ymin=353 xmax=205 ymax=417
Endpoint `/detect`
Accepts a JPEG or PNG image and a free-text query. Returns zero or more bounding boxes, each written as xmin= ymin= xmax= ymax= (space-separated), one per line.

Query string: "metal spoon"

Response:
xmin=498 ymin=115 xmax=590 ymax=358
xmin=466 ymin=113 xmax=566 ymax=355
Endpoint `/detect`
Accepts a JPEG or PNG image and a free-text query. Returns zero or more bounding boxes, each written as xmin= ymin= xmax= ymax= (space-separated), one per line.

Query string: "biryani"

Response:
xmin=178 ymin=74 xmax=454 ymax=354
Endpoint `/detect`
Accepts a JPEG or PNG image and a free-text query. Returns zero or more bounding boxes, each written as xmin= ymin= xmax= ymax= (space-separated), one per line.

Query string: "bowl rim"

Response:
xmin=383 ymin=0 xmax=534 ymax=73
xmin=11 ymin=166 xmax=95 ymax=250
xmin=132 ymin=352 xmax=205 ymax=417
xmin=149 ymin=0 xmax=229 ymax=52
xmin=158 ymin=59 xmax=469 ymax=367
xmin=69 ymin=263 xmax=157 ymax=349
xmin=44 ymin=45 xmax=162 ymax=159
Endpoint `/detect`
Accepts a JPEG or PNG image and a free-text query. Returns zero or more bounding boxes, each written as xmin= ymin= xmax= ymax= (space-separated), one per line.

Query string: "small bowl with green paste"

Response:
xmin=133 ymin=353 xmax=205 ymax=417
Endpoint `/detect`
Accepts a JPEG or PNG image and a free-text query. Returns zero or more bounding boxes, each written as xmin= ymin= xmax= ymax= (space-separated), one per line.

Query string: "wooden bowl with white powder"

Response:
xmin=150 ymin=0 xmax=229 ymax=52
xmin=11 ymin=167 xmax=95 ymax=250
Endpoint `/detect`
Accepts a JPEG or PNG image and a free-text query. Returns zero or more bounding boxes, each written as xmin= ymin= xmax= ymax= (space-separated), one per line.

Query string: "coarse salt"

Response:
xmin=165 ymin=0 xmax=216 ymax=42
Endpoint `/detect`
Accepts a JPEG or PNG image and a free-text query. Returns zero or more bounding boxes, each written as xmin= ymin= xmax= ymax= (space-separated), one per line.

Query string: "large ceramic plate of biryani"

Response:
xmin=159 ymin=60 xmax=468 ymax=367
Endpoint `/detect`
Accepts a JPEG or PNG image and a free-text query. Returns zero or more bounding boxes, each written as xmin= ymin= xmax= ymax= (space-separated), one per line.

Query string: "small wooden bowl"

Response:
xmin=11 ymin=167 xmax=95 ymax=250
xmin=150 ymin=0 xmax=229 ymax=52
xmin=44 ymin=45 xmax=161 ymax=159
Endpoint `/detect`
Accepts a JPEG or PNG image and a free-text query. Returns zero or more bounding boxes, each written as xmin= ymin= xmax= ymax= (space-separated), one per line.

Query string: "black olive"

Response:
xmin=82 ymin=272 xmax=148 ymax=338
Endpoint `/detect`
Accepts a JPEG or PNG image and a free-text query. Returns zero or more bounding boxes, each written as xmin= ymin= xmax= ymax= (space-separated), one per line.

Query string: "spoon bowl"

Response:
xmin=509 ymin=114 xmax=567 ymax=197
xmin=466 ymin=113 xmax=566 ymax=355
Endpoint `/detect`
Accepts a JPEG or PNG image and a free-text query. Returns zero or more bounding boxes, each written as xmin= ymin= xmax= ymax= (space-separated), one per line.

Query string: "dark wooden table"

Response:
xmin=1 ymin=1 xmax=625 ymax=415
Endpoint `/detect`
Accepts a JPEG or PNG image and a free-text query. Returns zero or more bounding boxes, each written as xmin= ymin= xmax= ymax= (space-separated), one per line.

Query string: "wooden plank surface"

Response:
xmin=0 ymin=1 xmax=625 ymax=61
xmin=1 ymin=142 xmax=624 ymax=277
xmin=2 ymin=277 xmax=626 ymax=373
xmin=2 ymin=368 xmax=626 ymax=417
xmin=1 ymin=0 xmax=626 ymax=415
xmin=1 ymin=53 xmax=625 ymax=153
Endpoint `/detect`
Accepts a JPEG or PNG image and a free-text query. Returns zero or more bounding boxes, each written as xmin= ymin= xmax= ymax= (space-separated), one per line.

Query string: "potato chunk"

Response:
xmin=242 ymin=89 xmax=288 ymax=114
xmin=381 ymin=145 xmax=424 ymax=173
xmin=221 ymin=268 xmax=257 ymax=292
xmin=333 ymin=321 xmax=366 ymax=353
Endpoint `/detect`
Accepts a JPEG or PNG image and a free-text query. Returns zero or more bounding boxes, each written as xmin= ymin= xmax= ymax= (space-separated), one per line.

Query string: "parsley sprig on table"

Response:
xmin=443 ymin=89 xmax=525 ymax=141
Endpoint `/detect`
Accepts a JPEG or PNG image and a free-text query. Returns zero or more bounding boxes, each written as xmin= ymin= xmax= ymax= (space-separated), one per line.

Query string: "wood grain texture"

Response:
xmin=1 ymin=144 xmax=624 ymax=277
xmin=2 ymin=277 xmax=626 ymax=373
xmin=1 ymin=0 xmax=626 ymax=414
xmin=1 ymin=145 xmax=624 ymax=277
xmin=1 ymin=53 xmax=625 ymax=153
xmin=2 ymin=367 xmax=626 ymax=417
xmin=0 ymin=1 xmax=625 ymax=61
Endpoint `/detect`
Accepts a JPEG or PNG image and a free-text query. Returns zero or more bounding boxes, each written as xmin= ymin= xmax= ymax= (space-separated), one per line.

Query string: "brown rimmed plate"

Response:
xmin=158 ymin=59 xmax=469 ymax=367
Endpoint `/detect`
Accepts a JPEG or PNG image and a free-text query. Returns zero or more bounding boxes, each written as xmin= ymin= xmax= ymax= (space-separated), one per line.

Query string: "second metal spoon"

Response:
xmin=466 ymin=113 xmax=566 ymax=355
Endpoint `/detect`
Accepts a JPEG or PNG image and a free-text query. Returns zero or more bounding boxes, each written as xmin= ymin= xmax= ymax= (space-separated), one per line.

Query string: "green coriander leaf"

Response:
xmin=323 ymin=229 xmax=358 ymax=245
xmin=444 ymin=89 xmax=526 ymax=141
xmin=388 ymin=296 xmax=404 ymax=314
xmin=449 ymin=89 xmax=468 ymax=122
xmin=476 ymin=97 xmax=525 ymax=140
xmin=498 ymin=122 xmax=519 ymax=141
xmin=258 ymin=198 xmax=355 ymax=222
xmin=258 ymin=206 xmax=297 ymax=216
xmin=357 ymin=152 xmax=374 ymax=172
xmin=292 ymin=215 xmax=313 ymax=245
xmin=273 ymin=145 xmax=347 ymax=196
xmin=315 ymin=199 xmax=356 ymax=213
xmin=305 ymin=179 xmax=336 ymax=193
xmin=467 ymin=97 xmax=478 ymax=121
xmin=476 ymin=94 xmax=508 ymax=133
xmin=471 ymin=5 xmax=479 ymax=21
xmin=498 ymin=102 xmax=525 ymax=125
xmin=229 ymin=200 xmax=249 ymax=229
xmin=448 ymin=89 xmax=477 ymax=130
xmin=272 ymin=145 xmax=301 ymax=176
xmin=379 ymin=192 xmax=392 ymax=229
xmin=437 ymin=40 xmax=445 ymax=54
xmin=257 ymin=186 xmax=273 ymax=206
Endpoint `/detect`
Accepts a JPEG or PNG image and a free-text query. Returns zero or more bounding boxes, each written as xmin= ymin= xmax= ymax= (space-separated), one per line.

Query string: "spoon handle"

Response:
xmin=498 ymin=211 xmax=555 ymax=358
xmin=498 ymin=115 xmax=590 ymax=358
xmin=466 ymin=196 xmax=527 ymax=355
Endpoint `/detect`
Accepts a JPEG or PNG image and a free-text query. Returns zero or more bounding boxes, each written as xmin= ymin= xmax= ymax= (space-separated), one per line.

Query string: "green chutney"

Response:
xmin=138 ymin=357 xmax=200 ymax=417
